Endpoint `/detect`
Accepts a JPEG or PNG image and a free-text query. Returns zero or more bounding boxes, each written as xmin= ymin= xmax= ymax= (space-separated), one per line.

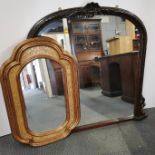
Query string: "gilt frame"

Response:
xmin=0 ymin=37 xmax=80 ymax=146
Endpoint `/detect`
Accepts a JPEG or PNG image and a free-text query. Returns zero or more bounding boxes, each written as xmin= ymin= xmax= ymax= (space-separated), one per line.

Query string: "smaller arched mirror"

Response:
xmin=0 ymin=37 xmax=80 ymax=146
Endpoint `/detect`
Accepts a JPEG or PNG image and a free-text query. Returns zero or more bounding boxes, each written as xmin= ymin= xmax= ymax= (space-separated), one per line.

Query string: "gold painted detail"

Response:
xmin=21 ymin=46 xmax=59 ymax=61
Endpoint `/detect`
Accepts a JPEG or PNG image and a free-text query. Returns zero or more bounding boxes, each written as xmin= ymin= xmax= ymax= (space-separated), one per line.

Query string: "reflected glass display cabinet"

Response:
xmin=69 ymin=19 xmax=103 ymax=54
xmin=68 ymin=19 xmax=104 ymax=88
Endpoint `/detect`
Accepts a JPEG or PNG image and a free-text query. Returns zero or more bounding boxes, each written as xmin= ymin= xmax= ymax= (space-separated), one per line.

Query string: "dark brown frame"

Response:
xmin=28 ymin=2 xmax=147 ymax=131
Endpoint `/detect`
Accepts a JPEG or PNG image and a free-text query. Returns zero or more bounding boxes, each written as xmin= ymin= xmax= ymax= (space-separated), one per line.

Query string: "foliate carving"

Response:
xmin=84 ymin=2 xmax=101 ymax=10
xmin=28 ymin=2 xmax=147 ymax=38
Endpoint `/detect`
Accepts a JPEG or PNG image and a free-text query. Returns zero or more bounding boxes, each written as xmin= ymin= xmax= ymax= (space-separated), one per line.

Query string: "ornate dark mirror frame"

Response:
xmin=28 ymin=2 xmax=147 ymax=131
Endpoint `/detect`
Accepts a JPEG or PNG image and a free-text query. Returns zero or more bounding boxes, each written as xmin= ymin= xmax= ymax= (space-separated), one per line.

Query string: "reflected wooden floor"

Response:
xmin=23 ymin=87 xmax=133 ymax=132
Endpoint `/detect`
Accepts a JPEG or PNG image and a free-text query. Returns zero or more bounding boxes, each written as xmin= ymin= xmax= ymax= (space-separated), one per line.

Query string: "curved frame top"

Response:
xmin=28 ymin=3 xmax=147 ymax=122
xmin=0 ymin=37 xmax=80 ymax=146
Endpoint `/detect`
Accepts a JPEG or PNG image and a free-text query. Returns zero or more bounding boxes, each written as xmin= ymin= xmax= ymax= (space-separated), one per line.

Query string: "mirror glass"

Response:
xmin=20 ymin=58 xmax=66 ymax=132
xmin=37 ymin=15 xmax=140 ymax=126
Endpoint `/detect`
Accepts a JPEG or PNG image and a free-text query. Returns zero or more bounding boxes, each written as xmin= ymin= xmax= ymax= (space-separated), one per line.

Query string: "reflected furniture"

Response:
xmin=97 ymin=52 xmax=138 ymax=102
xmin=69 ymin=19 xmax=103 ymax=54
xmin=107 ymin=36 xmax=133 ymax=55
xmin=78 ymin=60 xmax=101 ymax=88
xmin=69 ymin=19 xmax=103 ymax=87
xmin=46 ymin=60 xmax=64 ymax=95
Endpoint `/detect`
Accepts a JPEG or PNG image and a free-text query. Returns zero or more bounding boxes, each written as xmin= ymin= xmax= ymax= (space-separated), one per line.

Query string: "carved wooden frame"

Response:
xmin=0 ymin=37 xmax=80 ymax=146
xmin=27 ymin=2 xmax=148 ymax=131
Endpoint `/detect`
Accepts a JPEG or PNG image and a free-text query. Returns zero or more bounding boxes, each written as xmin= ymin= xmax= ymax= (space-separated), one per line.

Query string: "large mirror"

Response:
xmin=39 ymin=16 xmax=137 ymax=126
xmin=20 ymin=58 xmax=66 ymax=132
xmin=28 ymin=2 xmax=147 ymax=130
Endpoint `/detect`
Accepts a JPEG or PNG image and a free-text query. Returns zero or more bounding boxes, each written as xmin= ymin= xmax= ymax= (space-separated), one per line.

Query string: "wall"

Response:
xmin=141 ymin=1 xmax=155 ymax=108
xmin=0 ymin=0 xmax=154 ymax=136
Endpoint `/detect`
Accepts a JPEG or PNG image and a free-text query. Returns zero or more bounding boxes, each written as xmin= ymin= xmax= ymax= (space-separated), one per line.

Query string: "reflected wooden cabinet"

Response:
xmin=69 ymin=19 xmax=102 ymax=54
xmin=97 ymin=52 xmax=138 ymax=102
xmin=69 ymin=19 xmax=103 ymax=87
xmin=52 ymin=62 xmax=64 ymax=95
xmin=78 ymin=62 xmax=92 ymax=88
xmin=78 ymin=61 xmax=101 ymax=88
xmin=46 ymin=60 xmax=64 ymax=95
xmin=107 ymin=36 xmax=133 ymax=55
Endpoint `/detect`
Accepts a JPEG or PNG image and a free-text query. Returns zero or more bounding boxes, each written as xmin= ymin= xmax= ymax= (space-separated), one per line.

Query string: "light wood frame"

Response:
xmin=0 ymin=37 xmax=80 ymax=146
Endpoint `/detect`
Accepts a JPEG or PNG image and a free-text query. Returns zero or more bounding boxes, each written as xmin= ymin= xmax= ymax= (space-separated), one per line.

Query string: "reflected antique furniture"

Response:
xmin=69 ymin=19 xmax=103 ymax=54
xmin=78 ymin=60 xmax=101 ymax=88
xmin=107 ymin=36 xmax=133 ymax=55
xmin=96 ymin=52 xmax=138 ymax=102
xmin=52 ymin=62 xmax=64 ymax=95
xmin=69 ymin=19 xmax=103 ymax=87
xmin=46 ymin=60 xmax=64 ymax=95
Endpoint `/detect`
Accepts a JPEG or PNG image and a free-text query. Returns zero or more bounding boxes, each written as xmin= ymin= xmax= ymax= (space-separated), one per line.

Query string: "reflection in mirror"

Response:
xmin=38 ymin=15 xmax=140 ymax=126
xmin=20 ymin=58 xmax=66 ymax=132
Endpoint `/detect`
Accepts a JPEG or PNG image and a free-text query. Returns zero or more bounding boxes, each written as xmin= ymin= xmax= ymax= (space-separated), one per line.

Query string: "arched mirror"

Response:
xmin=0 ymin=37 xmax=80 ymax=146
xmin=28 ymin=2 xmax=147 ymax=131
